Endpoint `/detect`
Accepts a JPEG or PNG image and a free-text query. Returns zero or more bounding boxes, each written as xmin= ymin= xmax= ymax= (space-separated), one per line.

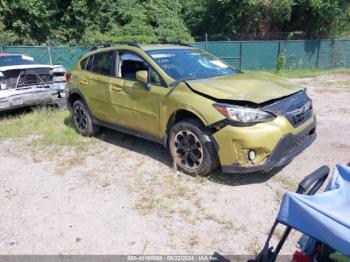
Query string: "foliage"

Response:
xmin=180 ymin=0 xmax=350 ymax=40
xmin=276 ymin=53 xmax=286 ymax=73
xmin=0 ymin=0 xmax=349 ymax=45
xmin=0 ymin=0 xmax=192 ymax=45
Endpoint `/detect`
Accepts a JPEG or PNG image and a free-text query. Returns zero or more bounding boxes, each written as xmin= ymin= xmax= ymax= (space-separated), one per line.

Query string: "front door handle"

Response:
xmin=80 ymin=80 xmax=88 ymax=86
xmin=111 ymin=86 xmax=123 ymax=92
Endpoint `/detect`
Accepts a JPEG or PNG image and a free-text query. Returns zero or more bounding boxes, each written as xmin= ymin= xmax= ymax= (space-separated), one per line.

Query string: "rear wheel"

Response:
xmin=72 ymin=100 xmax=99 ymax=137
xmin=169 ymin=119 xmax=219 ymax=176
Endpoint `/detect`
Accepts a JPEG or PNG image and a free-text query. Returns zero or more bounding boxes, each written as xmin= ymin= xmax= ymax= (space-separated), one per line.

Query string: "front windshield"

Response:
xmin=147 ymin=49 xmax=237 ymax=80
xmin=0 ymin=55 xmax=38 ymax=67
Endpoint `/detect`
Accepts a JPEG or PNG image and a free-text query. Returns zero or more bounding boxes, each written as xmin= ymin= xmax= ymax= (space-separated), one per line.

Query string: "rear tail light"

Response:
xmin=66 ymin=73 xmax=72 ymax=82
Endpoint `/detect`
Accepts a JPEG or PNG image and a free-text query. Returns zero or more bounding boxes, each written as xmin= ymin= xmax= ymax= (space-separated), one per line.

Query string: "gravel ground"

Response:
xmin=0 ymin=74 xmax=349 ymax=256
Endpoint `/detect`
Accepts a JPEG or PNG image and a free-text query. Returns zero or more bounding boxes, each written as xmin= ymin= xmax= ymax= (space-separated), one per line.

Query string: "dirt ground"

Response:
xmin=0 ymin=74 xmax=349 ymax=256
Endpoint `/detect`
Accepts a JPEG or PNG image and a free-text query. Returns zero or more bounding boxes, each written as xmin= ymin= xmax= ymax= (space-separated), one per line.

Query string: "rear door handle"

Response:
xmin=80 ymin=80 xmax=88 ymax=86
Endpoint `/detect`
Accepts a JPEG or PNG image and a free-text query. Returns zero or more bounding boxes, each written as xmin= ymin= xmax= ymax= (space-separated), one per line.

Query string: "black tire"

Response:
xmin=72 ymin=100 xmax=99 ymax=137
xmin=169 ymin=118 xmax=219 ymax=176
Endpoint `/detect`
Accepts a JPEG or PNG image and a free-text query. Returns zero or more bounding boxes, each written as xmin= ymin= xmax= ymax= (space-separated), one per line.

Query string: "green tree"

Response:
xmin=0 ymin=0 xmax=53 ymax=44
xmin=0 ymin=0 xmax=350 ymax=45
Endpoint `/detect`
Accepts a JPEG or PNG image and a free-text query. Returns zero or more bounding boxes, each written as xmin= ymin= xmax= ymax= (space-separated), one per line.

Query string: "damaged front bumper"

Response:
xmin=214 ymin=115 xmax=317 ymax=174
xmin=0 ymin=82 xmax=66 ymax=111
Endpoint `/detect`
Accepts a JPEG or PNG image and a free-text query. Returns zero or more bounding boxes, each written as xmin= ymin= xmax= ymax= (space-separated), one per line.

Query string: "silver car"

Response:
xmin=0 ymin=53 xmax=67 ymax=111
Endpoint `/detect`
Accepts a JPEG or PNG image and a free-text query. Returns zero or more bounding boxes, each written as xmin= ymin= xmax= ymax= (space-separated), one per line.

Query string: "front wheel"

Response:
xmin=169 ymin=119 xmax=219 ymax=176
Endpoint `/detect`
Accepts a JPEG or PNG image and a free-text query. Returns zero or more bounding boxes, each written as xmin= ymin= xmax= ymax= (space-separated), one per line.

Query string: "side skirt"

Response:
xmin=92 ymin=117 xmax=164 ymax=145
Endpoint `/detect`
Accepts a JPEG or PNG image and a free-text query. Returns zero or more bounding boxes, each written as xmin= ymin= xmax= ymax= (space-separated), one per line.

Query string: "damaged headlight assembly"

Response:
xmin=213 ymin=103 xmax=276 ymax=126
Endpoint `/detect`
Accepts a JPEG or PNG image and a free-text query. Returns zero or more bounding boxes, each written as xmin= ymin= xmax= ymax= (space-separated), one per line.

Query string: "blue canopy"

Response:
xmin=277 ymin=164 xmax=350 ymax=255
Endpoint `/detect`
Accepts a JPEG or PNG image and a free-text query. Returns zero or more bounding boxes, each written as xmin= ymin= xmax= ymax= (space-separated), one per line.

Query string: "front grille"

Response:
xmin=285 ymin=102 xmax=313 ymax=127
xmin=263 ymin=91 xmax=313 ymax=127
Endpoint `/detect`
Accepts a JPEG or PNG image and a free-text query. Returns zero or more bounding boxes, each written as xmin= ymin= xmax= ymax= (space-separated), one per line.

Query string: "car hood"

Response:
xmin=186 ymin=72 xmax=303 ymax=104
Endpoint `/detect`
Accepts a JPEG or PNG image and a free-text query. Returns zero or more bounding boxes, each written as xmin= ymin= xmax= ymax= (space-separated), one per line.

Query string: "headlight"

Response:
xmin=213 ymin=103 xmax=275 ymax=125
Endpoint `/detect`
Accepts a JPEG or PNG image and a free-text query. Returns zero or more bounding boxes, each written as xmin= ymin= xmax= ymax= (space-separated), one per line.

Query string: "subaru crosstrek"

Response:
xmin=67 ymin=42 xmax=316 ymax=176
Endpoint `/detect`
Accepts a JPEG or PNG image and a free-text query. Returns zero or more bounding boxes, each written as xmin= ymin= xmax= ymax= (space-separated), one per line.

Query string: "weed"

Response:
xmin=247 ymin=237 xmax=262 ymax=255
xmin=188 ymin=234 xmax=199 ymax=248
xmin=272 ymin=174 xmax=297 ymax=192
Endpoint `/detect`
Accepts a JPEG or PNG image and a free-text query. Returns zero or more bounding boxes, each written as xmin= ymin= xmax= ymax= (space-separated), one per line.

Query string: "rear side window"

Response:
xmin=80 ymin=58 xmax=88 ymax=70
xmin=91 ymin=52 xmax=114 ymax=76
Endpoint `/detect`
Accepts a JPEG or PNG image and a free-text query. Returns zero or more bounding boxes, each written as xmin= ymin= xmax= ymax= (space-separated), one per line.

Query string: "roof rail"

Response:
xmin=150 ymin=42 xmax=193 ymax=47
xmin=89 ymin=41 xmax=141 ymax=51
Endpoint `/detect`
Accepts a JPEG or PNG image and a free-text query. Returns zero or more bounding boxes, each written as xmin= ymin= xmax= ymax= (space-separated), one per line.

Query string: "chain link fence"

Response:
xmin=193 ymin=40 xmax=350 ymax=70
xmin=1 ymin=40 xmax=350 ymax=71
xmin=0 ymin=45 xmax=89 ymax=70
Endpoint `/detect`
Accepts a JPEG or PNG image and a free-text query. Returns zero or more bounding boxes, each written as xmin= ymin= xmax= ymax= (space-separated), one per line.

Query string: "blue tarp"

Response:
xmin=277 ymin=164 xmax=350 ymax=255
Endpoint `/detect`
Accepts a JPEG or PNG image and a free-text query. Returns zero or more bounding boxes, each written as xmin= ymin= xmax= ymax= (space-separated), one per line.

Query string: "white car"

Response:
xmin=0 ymin=53 xmax=67 ymax=111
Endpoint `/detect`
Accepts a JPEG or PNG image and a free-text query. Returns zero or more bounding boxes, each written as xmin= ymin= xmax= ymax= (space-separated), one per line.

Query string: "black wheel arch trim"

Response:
xmin=67 ymin=88 xmax=92 ymax=115
xmin=164 ymin=110 xmax=219 ymax=151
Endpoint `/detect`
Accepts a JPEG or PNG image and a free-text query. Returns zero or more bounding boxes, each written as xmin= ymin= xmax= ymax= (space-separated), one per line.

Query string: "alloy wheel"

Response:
xmin=174 ymin=130 xmax=204 ymax=169
xmin=73 ymin=104 xmax=88 ymax=133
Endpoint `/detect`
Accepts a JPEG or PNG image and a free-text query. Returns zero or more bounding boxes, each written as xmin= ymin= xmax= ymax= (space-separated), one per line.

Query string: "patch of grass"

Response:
xmin=179 ymin=207 xmax=192 ymax=217
xmin=274 ymin=67 xmax=350 ymax=78
xmin=272 ymin=174 xmax=297 ymax=192
xmin=133 ymin=174 xmax=200 ymax=218
xmin=274 ymin=188 xmax=284 ymax=202
xmin=0 ymin=107 xmax=91 ymax=147
xmin=0 ymin=107 xmax=97 ymax=175
xmin=247 ymin=237 xmax=262 ymax=255
xmin=188 ymin=234 xmax=199 ymax=248
xmin=204 ymin=212 xmax=247 ymax=233
xmin=164 ymin=176 xmax=190 ymax=198
xmin=134 ymin=195 xmax=159 ymax=214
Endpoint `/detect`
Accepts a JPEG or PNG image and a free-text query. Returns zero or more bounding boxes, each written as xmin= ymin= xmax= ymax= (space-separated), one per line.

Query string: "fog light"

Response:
xmin=248 ymin=150 xmax=256 ymax=161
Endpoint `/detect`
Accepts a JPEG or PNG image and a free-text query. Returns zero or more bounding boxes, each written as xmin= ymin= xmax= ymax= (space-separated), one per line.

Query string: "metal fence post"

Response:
xmin=239 ymin=42 xmax=243 ymax=70
xmin=47 ymin=36 xmax=53 ymax=65
xmin=277 ymin=41 xmax=281 ymax=57
xmin=276 ymin=41 xmax=281 ymax=70
xmin=205 ymin=33 xmax=208 ymax=51
xmin=316 ymin=40 xmax=321 ymax=68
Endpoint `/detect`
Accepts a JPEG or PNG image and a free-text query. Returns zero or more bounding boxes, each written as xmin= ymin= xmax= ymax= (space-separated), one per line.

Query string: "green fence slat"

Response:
xmin=283 ymin=40 xmax=319 ymax=69
xmin=241 ymin=41 xmax=279 ymax=70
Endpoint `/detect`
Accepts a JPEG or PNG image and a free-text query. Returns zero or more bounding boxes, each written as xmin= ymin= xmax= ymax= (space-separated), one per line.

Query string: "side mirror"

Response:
xmin=136 ymin=70 xmax=151 ymax=91
xmin=136 ymin=70 xmax=148 ymax=84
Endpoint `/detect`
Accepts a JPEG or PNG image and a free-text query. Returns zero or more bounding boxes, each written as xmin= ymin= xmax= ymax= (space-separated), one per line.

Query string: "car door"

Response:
xmin=109 ymin=50 xmax=169 ymax=137
xmin=84 ymin=51 xmax=115 ymax=121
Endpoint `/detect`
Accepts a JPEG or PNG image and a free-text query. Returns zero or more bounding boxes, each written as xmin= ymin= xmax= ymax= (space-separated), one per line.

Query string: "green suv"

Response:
xmin=67 ymin=42 xmax=316 ymax=176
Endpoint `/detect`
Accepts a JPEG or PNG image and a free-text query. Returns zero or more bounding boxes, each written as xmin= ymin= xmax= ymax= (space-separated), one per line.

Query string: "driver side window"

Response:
xmin=118 ymin=51 xmax=164 ymax=87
